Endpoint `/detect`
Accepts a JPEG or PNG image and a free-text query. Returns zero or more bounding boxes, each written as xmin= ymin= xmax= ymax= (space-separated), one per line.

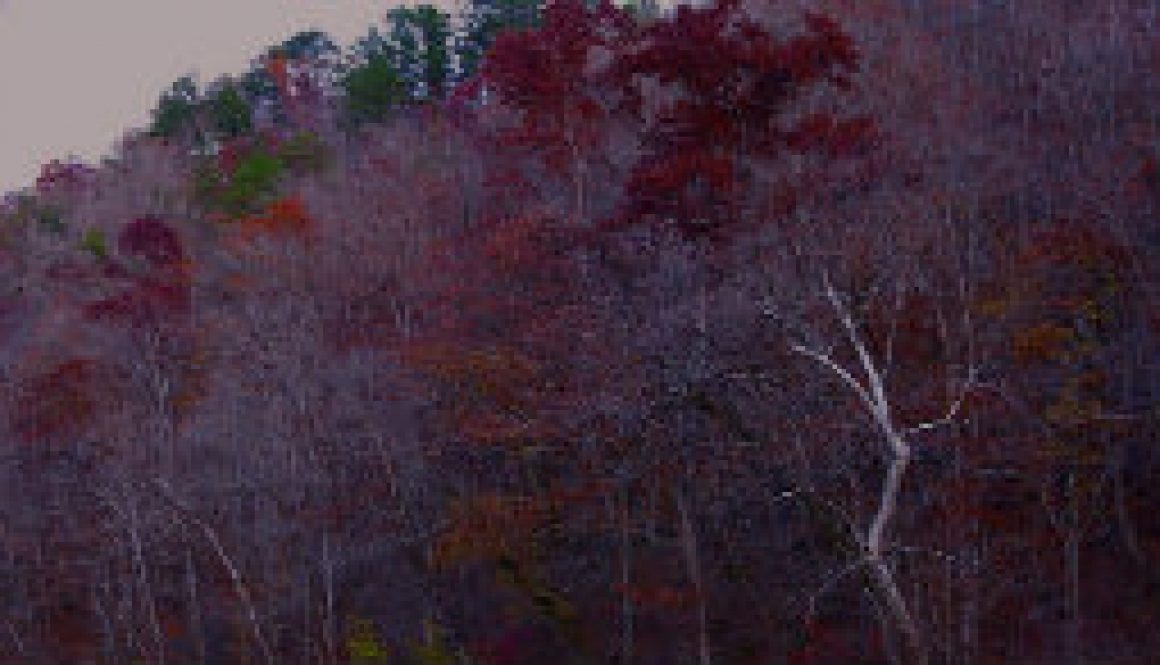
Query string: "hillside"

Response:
xmin=0 ymin=0 xmax=1157 ymax=663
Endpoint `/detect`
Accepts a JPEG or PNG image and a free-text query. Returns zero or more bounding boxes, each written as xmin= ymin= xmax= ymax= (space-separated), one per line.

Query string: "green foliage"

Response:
xmin=621 ymin=0 xmax=660 ymax=22
xmin=80 ymin=228 xmax=108 ymax=258
xmin=193 ymin=149 xmax=285 ymax=217
xmin=149 ymin=75 xmax=200 ymax=139
xmin=279 ymin=29 xmax=339 ymax=60
xmin=239 ymin=65 xmax=282 ymax=124
xmin=240 ymin=64 xmax=279 ymax=101
xmin=405 ymin=5 xmax=453 ymax=100
xmin=206 ymin=78 xmax=254 ymax=139
xmin=352 ymin=26 xmax=390 ymax=64
xmin=428 ymin=9 xmax=454 ymax=98
xmin=223 ymin=151 xmax=283 ymax=214
xmin=277 ymin=131 xmax=331 ymax=174
xmin=386 ymin=6 xmax=423 ymax=94
xmin=345 ymin=5 xmax=452 ymax=115
xmin=342 ymin=55 xmax=408 ymax=126
xmin=36 ymin=205 xmax=67 ymax=235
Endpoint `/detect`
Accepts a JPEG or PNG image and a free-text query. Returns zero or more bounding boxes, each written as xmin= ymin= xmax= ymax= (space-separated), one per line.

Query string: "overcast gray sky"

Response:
xmin=0 ymin=0 xmax=451 ymax=195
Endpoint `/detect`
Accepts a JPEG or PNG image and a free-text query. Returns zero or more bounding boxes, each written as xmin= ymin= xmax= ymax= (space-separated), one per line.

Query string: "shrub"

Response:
xmin=193 ymin=148 xmax=285 ymax=217
xmin=80 ymin=228 xmax=108 ymax=259
xmin=277 ymin=131 xmax=331 ymax=174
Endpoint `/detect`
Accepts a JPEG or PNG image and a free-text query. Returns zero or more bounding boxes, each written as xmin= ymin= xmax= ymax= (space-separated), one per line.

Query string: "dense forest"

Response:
xmin=0 ymin=0 xmax=1157 ymax=663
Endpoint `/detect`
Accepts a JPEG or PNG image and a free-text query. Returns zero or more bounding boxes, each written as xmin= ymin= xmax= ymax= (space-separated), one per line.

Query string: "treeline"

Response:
xmin=146 ymin=0 xmax=557 ymax=144
xmin=0 ymin=0 xmax=1157 ymax=664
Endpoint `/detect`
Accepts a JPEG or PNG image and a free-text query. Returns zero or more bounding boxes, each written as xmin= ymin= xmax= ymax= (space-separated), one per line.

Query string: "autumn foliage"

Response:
xmin=0 ymin=1 xmax=1156 ymax=664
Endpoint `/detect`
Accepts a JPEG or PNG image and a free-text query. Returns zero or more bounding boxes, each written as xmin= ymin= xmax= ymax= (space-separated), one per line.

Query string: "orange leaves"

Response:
xmin=407 ymin=342 xmax=548 ymax=446
xmin=11 ymin=357 xmax=104 ymax=443
xmin=1012 ymin=322 xmax=1074 ymax=365
xmin=432 ymin=493 xmax=548 ymax=570
xmin=402 ymin=211 xmax=591 ymax=447
xmin=226 ymin=195 xmax=316 ymax=265
xmin=265 ymin=52 xmax=290 ymax=101
xmin=407 ymin=344 xmax=537 ymax=393
xmin=986 ymin=219 xmax=1137 ymax=360
xmin=237 ymin=195 xmax=314 ymax=241
xmin=785 ymin=114 xmax=877 ymax=158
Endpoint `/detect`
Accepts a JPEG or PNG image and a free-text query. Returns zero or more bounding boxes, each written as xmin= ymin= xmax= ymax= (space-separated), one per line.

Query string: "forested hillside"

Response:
xmin=0 ymin=0 xmax=1157 ymax=663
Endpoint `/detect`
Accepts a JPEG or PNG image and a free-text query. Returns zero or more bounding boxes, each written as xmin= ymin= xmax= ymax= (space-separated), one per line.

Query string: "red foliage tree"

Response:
xmin=608 ymin=0 xmax=873 ymax=239
xmin=85 ymin=217 xmax=191 ymax=328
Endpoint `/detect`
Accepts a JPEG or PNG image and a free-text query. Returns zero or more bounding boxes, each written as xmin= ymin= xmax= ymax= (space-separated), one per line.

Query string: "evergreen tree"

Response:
xmin=341 ymin=54 xmax=408 ymax=126
xmin=148 ymin=75 xmax=200 ymax=141
xmin=383 ymin=5 xmax=453 ymax=102
xmin=278 ymin=29 xmax=339 ymax=61
xmin=204 ymin=77 xmax=254 ymax=139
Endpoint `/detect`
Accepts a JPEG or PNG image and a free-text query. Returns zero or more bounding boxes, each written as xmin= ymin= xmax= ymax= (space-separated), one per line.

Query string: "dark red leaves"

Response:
xmin=119 ymin=216 xmax=185 ymax=267
xmin=480 ymin=0 xmax=631 ymax=212
xmin=785 ymin=114 xmax=876 ymax=157
xmin=621 ymin=149 xmax=737 ymax=239
xmin=604 ymin=0 xmax=870 ymax=238
xmin=35 ymin=159 xmax=95 ymax=195
xmin=12 ymin=358 xmax=100 ymax=443
xmin=85 ymin=217 xmax=190 ymax=329
xmin=85 ymin=277 xmax=191 ymax=327
xmin=480 ymin=0 xmax=870 ymax=239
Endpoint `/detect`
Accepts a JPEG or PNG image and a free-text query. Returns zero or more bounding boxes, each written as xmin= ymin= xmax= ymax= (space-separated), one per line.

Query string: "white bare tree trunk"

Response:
xmin=153 ymin=480 xmax=274 ymax=665
xmin=788 ymin=274 xmax=975 ymax=665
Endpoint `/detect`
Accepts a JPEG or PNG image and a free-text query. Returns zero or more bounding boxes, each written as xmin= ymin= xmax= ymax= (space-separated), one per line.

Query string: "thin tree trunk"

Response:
xmin=676 ymin=489 xmax=711 ymax=665
xmin=186 ymin=547 xmax=207 ymax=665
xmin=322 ymin=531 xmax=338 ymax=665
xmin=125 ymin=498 xmax=167 ymax=665
xmin=154 ymin=480 xmax=274 ymax=665
xmin=618 ymin=488 xmax=635 ymax=665
xmin=1064 ymin=471 xmax=1084 ymax=665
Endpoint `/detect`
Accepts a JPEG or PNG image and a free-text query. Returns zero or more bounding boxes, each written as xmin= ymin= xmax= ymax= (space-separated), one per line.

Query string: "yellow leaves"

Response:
xmin=1078 ymin=296 xmax=1111 ymax=328
xmin=1012 ymin=322 xmax=1073 ymax=364
xmin=431 ymin=493 xmax=546 ymax=570
xmin=409 ymin=344 xmax=528 ymax=378
xmin=409 ymin=344 xmax=539 ymax=408
xmin=407 ymin=620 xmax=464 ymax=665
xmin=347 ymin=617 xmax=390 ymax=664
xmin=1043 ymin=371 xmax=1108 ymax=427
xmin=223 ymin=271 xmax=256 ymax=291
xmin=345 ymin=616 xmax=473 ymax=665
xmin=975 ymin=297 xmax=1010 ymax=318
xmin=405 ymin=343 xmax=549 ymax=444
xmin=1043 ymin=393 xmax=1104 ymax=427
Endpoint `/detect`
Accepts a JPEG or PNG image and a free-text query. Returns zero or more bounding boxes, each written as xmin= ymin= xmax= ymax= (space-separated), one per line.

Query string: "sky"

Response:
xmin=0 ymin=0 xmax=456 ymax=196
